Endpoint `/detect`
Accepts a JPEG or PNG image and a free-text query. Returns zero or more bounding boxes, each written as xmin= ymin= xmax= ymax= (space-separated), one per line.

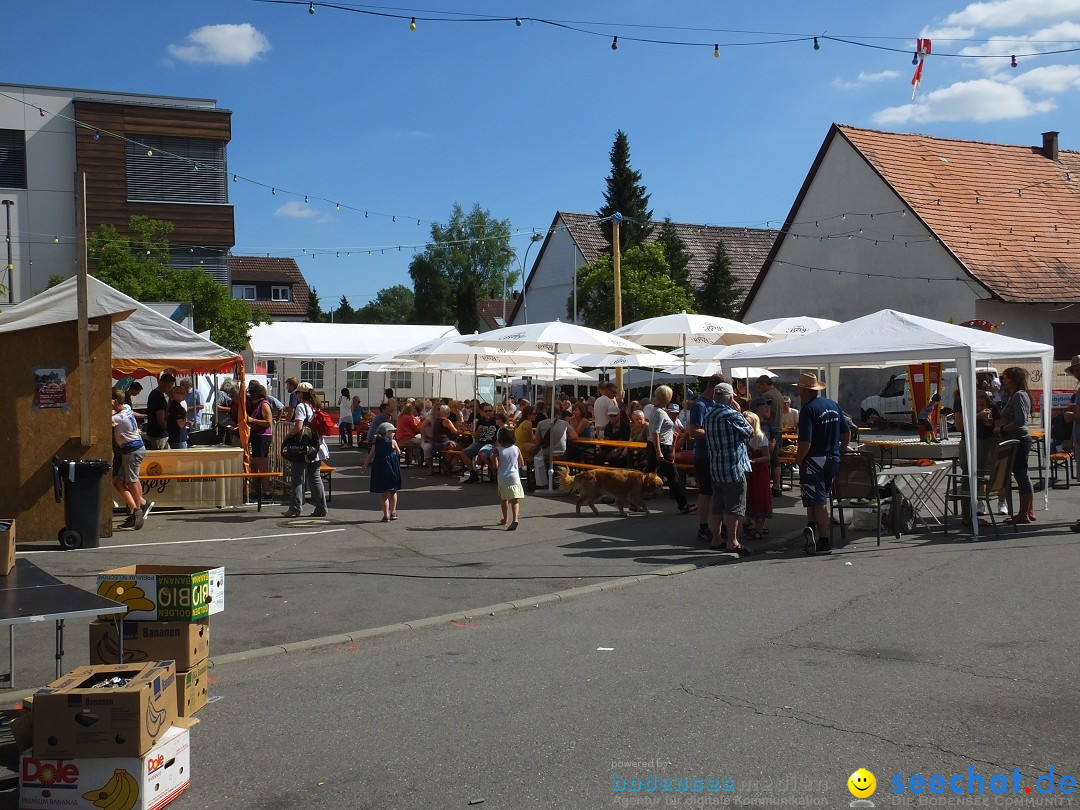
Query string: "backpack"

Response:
xmin=310 ymin=406 xmax=335 ymax=437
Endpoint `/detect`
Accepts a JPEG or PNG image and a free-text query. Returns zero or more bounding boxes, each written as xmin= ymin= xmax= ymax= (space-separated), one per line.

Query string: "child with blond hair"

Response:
xmin=492 ymin=427 xmax=525 ymax=531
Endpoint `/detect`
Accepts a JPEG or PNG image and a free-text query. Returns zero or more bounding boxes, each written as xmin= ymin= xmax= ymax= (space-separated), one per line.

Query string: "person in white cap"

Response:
xmin=364 ymin=421 xmax=402 ymax=521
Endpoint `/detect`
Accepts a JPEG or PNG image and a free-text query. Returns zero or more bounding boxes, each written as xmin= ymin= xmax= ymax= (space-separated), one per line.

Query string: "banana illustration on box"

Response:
xmin=94 ymin=630 xmax=149 ymax=665
xmin=145 ymin=699 xmax=168 ymax=736
xmin=82 ymin=768 xmax=139 ymax=810
xmin=97 ymin=580 xmax=155 ymax=619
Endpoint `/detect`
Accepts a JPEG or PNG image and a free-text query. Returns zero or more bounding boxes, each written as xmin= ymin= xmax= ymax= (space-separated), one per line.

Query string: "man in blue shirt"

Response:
xmin=795 ymin=372 xmax=849 ymax=555
xmin=703 ymin=383 xmax=755 ymax=556
xmin=684 ymin=374 xmax=725 ymax=544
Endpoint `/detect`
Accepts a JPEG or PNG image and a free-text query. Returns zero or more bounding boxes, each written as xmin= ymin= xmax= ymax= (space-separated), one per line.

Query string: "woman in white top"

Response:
xmin=337 ymin=387 xmax=354 ymax=448
xmin=646 ymin=385 xmax=692 ymax=513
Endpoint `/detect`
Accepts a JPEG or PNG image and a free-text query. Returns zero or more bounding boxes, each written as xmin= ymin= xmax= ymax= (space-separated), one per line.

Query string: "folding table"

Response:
xmin=876 ymin=461 xmax=953 ymax=538
xmin=0 ymin=559 xmax=126 ymax=688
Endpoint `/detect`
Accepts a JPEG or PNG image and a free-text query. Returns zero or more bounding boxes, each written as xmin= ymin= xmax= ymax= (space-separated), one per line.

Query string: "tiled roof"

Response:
xmin=476 ymin=298 xmax=516 ymax=331
xmin=229 ymin=255 xmax=310 ymax=318
xmin=837 ymin=125 xmax=1080 ymax=303
xmin=556 ymin=212 xmax=776 ymax=302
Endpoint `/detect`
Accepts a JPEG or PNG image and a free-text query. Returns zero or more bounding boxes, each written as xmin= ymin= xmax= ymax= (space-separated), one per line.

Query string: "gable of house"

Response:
xmin=229 ymin=256 xmax=310 ymax=320
xmin=835 ymin=125 xmax=1079 ymax=303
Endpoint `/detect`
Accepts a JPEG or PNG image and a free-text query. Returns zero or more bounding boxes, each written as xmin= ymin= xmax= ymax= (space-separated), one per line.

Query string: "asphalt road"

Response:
xmin=147 ymin=513 xmax=1080 ymax=808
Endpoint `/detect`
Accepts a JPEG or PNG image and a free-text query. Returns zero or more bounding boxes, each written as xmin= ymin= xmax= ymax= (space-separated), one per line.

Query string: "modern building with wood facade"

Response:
xmin=0 ymin=83 xmax=234 ymax=306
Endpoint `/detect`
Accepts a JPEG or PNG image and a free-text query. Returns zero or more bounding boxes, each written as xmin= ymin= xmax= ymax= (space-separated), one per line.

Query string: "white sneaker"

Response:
xmin=997 ymin=501 xmax=1009 ymax=515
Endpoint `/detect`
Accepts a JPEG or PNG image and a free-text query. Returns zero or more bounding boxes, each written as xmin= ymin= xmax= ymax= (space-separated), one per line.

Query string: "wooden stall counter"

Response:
xmin=140 ymin=446 xmax=245 ymax=509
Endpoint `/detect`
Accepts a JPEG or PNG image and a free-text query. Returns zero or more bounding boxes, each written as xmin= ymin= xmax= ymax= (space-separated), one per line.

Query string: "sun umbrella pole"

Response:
xmin=550 ymin=345 xmax=558 ymax=492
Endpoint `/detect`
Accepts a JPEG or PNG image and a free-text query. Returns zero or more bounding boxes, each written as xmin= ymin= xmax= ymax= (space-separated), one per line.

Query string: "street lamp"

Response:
xmin=501 ymin=232 xmax=543 ymax=325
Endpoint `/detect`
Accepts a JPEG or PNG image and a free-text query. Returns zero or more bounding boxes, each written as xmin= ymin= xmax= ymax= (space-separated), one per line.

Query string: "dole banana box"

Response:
xmin=32 ymin=662 xmax=177 ymax=759
xmin=97 ymin=566 xmax=225 ymax=622
xmin=175 ymin=661 xmax=209 ymax=717
xmin=89 ymin=621 xmax=209 ymax=671
xmin=19 ymin=721 xmax=193 ymax=810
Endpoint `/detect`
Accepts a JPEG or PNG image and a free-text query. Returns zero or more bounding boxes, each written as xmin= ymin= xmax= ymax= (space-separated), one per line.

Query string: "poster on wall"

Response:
xmin=33 ymin=367 xmax=68 ymax=410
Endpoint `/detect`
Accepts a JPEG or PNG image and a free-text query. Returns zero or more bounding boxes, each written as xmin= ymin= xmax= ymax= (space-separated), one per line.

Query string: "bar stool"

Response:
xmin=1050 ymin=451 xmax=1073 ymax=489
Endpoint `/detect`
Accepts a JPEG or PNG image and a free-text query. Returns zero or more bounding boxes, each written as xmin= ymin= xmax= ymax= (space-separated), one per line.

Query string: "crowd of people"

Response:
xmin=111 ymin=356 xmax=1080 ymax=542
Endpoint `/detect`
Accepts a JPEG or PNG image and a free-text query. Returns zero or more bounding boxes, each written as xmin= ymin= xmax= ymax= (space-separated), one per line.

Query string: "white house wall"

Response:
xmin=0 ymin=87 xmax=78 ymax=302
xmin=744 ymin=136 xmax=990 ymax=325
xmin=744 ymin=135 xmax=1080 ymax=349
xmin=520 ymin=223 xmax=585 ymax=324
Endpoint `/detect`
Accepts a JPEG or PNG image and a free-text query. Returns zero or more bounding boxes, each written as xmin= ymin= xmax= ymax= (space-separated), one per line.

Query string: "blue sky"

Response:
xmin=8 ymin=0 xmax=1080 ymax=309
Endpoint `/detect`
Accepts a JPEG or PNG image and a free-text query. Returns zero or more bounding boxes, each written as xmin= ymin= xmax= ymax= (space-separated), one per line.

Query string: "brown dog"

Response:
xmin=559 ymin=468 xmax=664 ymax=515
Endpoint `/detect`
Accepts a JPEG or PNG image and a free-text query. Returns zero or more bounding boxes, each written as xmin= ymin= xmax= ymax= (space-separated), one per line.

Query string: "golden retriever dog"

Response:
xmin=559 ymin=468 xmax=664 ymax=515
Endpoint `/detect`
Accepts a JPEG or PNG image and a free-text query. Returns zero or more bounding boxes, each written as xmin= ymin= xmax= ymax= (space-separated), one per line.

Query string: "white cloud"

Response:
xmin=275 ymin=201 xmax=319 ymax=219
xmin=918 ymin=25 xmax=977 ymax=40
xmin=873 ymin=78 xmax=1056 ymax=124
xmin=832 ymin=70 xmax=901 ymax=89
xmin=1009 ymin=63 xmax=1080 ymax=90
xmin=944 ymin=0 xmax=1080 ymax=29
xmin=956 ymin=21 xmax=1080 ymax=59
xmin=168 ymin=23 xmax=270 ymax=66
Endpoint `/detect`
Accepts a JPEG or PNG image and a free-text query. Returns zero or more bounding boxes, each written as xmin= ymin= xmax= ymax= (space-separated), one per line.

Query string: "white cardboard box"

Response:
xmin=19 ymin=722 xmax=193 ymax=810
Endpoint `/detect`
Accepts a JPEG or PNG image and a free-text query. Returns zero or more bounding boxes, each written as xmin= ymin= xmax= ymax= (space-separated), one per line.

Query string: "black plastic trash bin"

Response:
xmin=52 ymin=457 xmax=111 ymax=550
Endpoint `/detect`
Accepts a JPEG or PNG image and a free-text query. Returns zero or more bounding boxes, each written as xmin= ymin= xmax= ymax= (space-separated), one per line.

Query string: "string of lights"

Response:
xmin=257 ymin=0 xmax=1080 ymax=64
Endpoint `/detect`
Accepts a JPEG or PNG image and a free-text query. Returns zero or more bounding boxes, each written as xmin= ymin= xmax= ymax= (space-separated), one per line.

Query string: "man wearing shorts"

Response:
xmin=111 ymin=387 xmax=149 ymax=530
xmin=685 ymin=374 xmax=724 ymax=544
xmin=703 ymin=383 xmax=755 ymax=556
xmin=794 ymin=372 xmax=849 ymax=556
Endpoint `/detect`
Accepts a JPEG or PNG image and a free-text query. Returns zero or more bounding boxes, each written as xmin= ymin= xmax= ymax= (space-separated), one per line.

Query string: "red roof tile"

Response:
xmin=229 ymin=255 xmax=310 ymax=319
xmin=837 ymin=125 xmax=1080 ymax=303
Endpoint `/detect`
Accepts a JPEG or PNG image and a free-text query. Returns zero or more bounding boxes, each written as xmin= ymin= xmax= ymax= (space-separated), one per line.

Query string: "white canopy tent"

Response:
xmin=717 ymin=309 xmax=1054 ymax=537
xmin=0 ymin=276 xmax=241 ymax=377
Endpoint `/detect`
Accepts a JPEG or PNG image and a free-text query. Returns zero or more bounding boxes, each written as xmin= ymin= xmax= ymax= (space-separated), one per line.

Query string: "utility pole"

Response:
xmin=612 ymin=212 xmax=623 ymax=397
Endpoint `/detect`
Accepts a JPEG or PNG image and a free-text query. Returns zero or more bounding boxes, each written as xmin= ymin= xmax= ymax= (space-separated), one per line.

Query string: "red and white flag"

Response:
xmin=911 ymin=38 xmax=932 ymax=98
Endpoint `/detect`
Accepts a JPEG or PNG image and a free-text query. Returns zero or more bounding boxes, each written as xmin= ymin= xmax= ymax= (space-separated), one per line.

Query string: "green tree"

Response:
xmin=696 ymin=239 xmax=741 ymax=318
xmin=307 ymin=287 xmax=325 ymax=322
xmin=88 ymin=215 xmax=267 ymax=352
xmin=597 ymin=130 xmax=653 ymax=252
xmin=656 ymin=217 xmax=692 ymax=290
xmin=408 ymin=203 xmax=515 ymax=333
xmin=572 ymin=243 xmax=696 ymax=332
xmin=333 ymin=295 xmax=356 ymax=324
xmin=357 ymin=285 xmax=415 ymax=324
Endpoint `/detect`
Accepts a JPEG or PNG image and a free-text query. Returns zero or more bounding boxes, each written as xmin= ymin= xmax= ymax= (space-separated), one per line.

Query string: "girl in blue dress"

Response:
xmin=364 ymin=422 xmax=402 ymax=521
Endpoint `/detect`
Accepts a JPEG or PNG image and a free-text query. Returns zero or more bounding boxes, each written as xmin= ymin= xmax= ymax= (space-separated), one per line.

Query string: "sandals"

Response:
xmin=390 ymin=513 xmax=399 ymax=521
xmin=381 ymin=515 xmax=390 ymax=522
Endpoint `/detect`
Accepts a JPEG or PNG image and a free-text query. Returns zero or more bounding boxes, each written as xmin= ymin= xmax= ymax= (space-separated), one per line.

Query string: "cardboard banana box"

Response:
xmin=20 ymin=720 xmax=194 ymax=810
xmin=31 ymin=662 xmax=177 ymax=759
xmin=176 ymin=661 xmax=209 ymax=717
xmin=89 ymin=621 xmax=209 ymax=671
xmin=96 ymin=565 xmax=225 ymax=622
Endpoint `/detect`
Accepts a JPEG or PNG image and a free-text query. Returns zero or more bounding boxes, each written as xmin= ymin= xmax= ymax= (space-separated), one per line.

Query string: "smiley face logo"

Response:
xmin=848 ymin=768 xmax=876 ymax=798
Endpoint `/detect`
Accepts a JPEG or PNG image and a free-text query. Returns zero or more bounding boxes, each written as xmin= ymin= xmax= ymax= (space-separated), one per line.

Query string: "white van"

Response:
xmin=859 ymin=367 xmax=997 ymax=427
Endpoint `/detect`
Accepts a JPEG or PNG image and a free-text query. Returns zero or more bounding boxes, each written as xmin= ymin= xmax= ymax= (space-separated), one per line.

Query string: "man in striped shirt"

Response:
xmin=703 ymin=383 xmax=755 ymax=557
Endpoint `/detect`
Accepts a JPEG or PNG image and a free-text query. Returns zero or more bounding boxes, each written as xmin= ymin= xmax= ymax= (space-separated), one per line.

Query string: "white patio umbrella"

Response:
xmin=567 ymin=349 xmax=682 ymax=369
xmin=612 ymin=312 xmax=769 ymax=392
xmin=460 ymin=320 xmax=654 ymax=491
xmin=748 ymin=316 xmax=841 ymax=340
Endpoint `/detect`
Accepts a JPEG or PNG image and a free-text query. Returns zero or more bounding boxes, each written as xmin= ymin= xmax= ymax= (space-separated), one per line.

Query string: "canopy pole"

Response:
xmin=75 ymin=171 xmax=93 ymax=446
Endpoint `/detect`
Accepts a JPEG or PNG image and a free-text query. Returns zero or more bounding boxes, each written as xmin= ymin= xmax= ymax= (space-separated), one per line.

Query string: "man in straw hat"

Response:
xmin=794 ymin=372 xmax=849 ymax=555
xmin=1064 ymin=354 xmax=1080 ymax=533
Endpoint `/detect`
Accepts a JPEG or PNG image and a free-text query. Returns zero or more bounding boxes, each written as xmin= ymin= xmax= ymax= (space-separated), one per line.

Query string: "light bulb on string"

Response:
xmin=365 ymin=211 xmax=368 ymax=218
xmin=813 ymin=36 xmax=820 ymax=50
xmin=304 ymin=195 xmax=308 ymax=203
xmin=272 ymin=187 xmax=276 ymax=195
xmin=392 ymin=216 xmax=396 ymax=223
xmin=410 ymin=17 xmax=416 ymax=30
xmin=308 ymin=2 xmax=315 ymax=13
xmin=53 ymin=236 xmax=59 ymax=244
xmin=912 ymin=51 xmax=919 ymax=65
xmin=611 ymin=36 xmax=618 ymax=51
xmin=232 ymin=174 xmax=237 ymax=182
xmin=1011 ymin=54 xmax=1018 ymax=68
xmin=146 ymin=149 xmax=153 ymax=157
xmin=93 ymin=131 xmax=100 ymax=140
xmin=713 ymin=44 xmax=719 ymax=58
xmin=39 ymin=108 xmax=45 ymax=117
xmin=336 ymin=203 xmax=341 ymax=211
xmin=515 ymin=17 xmax=521 ymax=26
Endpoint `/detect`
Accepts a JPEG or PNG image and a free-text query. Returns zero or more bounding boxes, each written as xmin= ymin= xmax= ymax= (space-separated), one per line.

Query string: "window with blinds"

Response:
xmin=0 ymin=129 xmax=27 ymax=189
xmin=168 ymin=247 xmax=230 ymax=286
xmin=127 ymin=135 xmax=227 ymax=203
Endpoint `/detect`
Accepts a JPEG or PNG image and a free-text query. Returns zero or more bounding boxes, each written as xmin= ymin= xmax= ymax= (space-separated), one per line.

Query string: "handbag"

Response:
xmin=282 ymin=412 xmax=319 ymax=464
